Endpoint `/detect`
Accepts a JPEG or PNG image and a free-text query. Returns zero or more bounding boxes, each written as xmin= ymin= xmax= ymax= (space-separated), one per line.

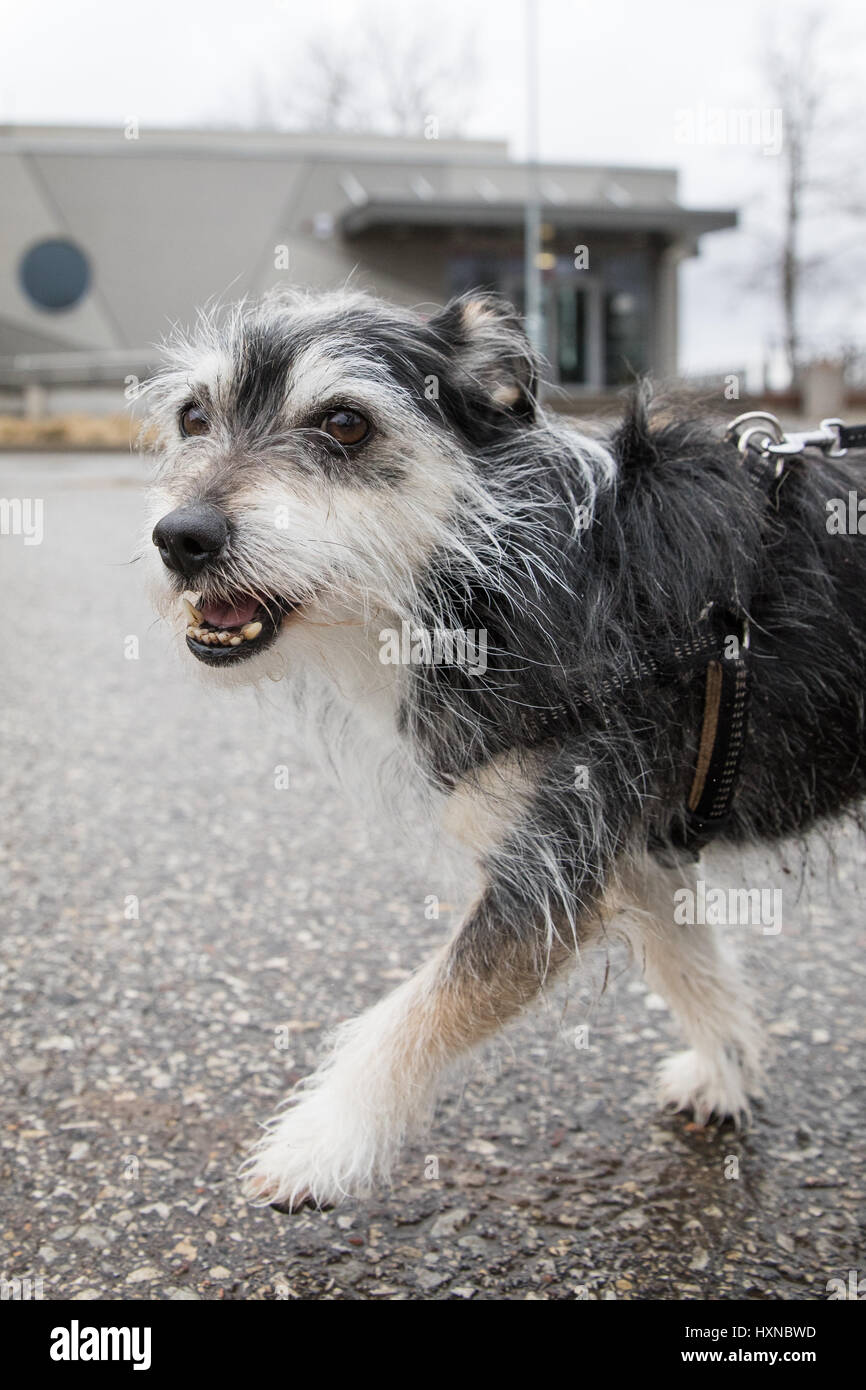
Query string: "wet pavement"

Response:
xmin=1 ymin=452 xmax=864 ymax=1301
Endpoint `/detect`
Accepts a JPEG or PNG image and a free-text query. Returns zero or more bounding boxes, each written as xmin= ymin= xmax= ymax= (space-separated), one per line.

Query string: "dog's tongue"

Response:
xmin=200 ymin=597 xmax=260 ymax=629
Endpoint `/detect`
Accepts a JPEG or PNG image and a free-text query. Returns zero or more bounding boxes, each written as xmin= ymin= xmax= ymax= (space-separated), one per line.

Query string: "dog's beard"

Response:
xmin=143 ymin=465 xmax=459 ymax=683
xmin=144 ymin=537 xmax=396 ymax=694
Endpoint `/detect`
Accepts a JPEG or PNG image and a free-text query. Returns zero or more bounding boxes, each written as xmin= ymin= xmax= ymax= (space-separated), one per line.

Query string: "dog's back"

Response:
xmin=592 ymin=405 xmax=866 ymax=844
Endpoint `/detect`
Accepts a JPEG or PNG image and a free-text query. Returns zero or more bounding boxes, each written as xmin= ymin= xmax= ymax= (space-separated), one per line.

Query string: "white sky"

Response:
xmin=1 ymin=0 xmax=864 ymax=379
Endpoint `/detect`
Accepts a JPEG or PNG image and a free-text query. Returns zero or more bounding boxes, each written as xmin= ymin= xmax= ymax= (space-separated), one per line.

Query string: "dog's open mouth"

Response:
xmin=182 ymin=593 xmax=299 ymax=664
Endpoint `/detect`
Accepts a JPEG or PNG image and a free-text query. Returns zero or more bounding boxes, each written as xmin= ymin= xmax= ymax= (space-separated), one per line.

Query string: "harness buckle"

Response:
xmin=726 ymin=410 xmax=850 ymax=461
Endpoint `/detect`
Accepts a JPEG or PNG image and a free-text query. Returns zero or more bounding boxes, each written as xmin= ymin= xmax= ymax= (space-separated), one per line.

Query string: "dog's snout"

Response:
xmin=152 ymin=504 xmax=229 ymax=578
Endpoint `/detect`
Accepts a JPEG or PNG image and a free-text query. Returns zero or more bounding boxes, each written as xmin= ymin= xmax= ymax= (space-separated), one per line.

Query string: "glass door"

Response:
xmin=547 ymin=277 xmax=604 ymax=389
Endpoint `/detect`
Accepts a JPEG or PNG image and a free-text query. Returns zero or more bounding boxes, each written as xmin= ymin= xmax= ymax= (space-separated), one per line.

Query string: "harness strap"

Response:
xmin=670 ymin=633 xmax=750 ymax=853
xmin=544 ymin=600 xmax=751 ymax=857
xmin=839 ymin=422 xmax=866 ymax=450
xmin=567 ymin=624 xmax=722 ymax=710
xmin=666 ymin=428 xmax=791 ymax=854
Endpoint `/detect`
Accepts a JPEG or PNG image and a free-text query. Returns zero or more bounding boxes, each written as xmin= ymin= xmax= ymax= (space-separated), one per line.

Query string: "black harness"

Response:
xmin=669 ymin=412 xmax=864 ymax=855
xmin=562 ymin=412 xmax=865 ymax=858
xmin=669 ymin=606 xmax=751 ymax=854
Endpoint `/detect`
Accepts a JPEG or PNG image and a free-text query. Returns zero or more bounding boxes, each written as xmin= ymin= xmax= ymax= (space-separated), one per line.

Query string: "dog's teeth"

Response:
xmin=187 ymin=614 xmax=264 ymax=652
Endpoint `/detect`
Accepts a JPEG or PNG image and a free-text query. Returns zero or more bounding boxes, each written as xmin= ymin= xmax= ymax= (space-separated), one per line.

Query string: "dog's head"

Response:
xmin=143 ymin=287 xmax=538 ymax=680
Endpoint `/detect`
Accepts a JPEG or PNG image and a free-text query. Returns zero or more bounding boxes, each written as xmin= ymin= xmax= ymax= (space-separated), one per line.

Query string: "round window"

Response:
xmin=19 ymin=238 xmax=91 ymax=310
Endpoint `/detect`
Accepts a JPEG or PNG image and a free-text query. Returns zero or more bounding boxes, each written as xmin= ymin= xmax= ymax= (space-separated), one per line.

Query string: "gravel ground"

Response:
xmin=1 ymin=451 xmax=864 ymax=1302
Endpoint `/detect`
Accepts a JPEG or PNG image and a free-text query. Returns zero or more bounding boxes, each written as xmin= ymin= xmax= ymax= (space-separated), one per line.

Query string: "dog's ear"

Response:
xmin=426 ymin=292 xmax=539 ymax=423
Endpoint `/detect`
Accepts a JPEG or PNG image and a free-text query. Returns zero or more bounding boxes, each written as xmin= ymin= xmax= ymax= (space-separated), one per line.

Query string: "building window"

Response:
xmin=601 ymin=249 xmax=651 ymax=385
xmin=19 ymin=238 xmax=91 ymax=311
xmin=448 ymin=241 xmax=653 ymax=389
xmin=556 ymin=286 xmax=589 ymax=385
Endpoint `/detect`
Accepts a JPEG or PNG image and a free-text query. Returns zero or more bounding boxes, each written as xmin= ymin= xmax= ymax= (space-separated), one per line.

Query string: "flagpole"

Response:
xmin=523 ymin=0 xmax=542 ymax=353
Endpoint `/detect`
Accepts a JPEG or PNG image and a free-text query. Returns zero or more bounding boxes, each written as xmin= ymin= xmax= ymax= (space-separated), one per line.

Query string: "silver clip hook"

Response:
xmin=819 ymin=418 xmax=847 ymax=458
xmin=725 ymin=411 xmax=784 ymax=452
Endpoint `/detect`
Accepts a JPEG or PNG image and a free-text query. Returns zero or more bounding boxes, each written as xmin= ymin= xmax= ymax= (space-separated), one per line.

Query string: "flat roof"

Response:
xmin=0 ymin=124 xmax=511 ymax=164
xmin=342 ymin=198 xmax=737 ymax=238
xmin=0 ymin=123 xmax=677 ymax=179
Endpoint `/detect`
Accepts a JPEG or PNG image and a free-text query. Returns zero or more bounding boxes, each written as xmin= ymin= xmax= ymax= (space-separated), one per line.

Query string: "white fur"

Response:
xmin=610 ymin=856 xmax=763 ymax=1124
xmin=240 ymin=949 xmax=451 ymax=1209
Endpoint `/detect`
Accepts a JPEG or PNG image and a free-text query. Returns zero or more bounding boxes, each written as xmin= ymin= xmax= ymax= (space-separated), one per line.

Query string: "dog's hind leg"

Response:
xmin=614 ymin=856 xmax=764 ymax=1125
xmin=239 ymin=885 xmax=576 ymax=1212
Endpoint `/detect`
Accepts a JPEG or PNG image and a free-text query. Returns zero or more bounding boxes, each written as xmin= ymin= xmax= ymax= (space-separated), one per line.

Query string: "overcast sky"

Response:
xmin=2 ymin=0 xmax=864 ymax=378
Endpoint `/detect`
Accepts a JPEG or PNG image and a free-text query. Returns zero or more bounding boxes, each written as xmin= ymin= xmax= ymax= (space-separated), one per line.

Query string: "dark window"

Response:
xmin=600 ymin=249 xmax=651 ymax=385
xmin=604 ymin=290 xmax=648 ymax=384
xmin=19 ymin=238 xmax=91 ymax=311
xmin=557 ymin=286 xmax=588 ymax=384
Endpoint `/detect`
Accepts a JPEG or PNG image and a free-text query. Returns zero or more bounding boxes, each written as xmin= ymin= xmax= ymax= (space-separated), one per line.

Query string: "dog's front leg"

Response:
xmin=240 ymin=894 xmax=573 ymax=1212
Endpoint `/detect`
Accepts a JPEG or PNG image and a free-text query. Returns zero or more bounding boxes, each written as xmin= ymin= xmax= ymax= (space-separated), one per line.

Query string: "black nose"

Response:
xmin=152 ymin=504 xmax=229 ymax=578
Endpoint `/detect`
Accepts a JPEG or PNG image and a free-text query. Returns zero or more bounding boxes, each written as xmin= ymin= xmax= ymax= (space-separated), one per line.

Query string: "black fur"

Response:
xmin=406 ymin=379 xmax=866 ymax=952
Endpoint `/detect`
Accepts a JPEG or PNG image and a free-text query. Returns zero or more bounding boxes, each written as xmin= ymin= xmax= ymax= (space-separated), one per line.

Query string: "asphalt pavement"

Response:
xmin=0 ymin=451 xmax=863 ymax=1301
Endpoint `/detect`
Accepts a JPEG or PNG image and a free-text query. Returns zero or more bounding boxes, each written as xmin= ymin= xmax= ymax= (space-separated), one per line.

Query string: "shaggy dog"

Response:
xmin=143 ymin=288 xmax=866 ymax=1211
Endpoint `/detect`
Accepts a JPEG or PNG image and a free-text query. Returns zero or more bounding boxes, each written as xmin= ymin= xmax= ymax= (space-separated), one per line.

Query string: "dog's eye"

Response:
xmin=180 ymin=404 xmax=210 ymax=438
xmin=320 ymin=408 xmax=369 ymax=446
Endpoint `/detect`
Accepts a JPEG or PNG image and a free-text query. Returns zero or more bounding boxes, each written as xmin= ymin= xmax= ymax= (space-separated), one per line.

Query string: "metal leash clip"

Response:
xmin=724 ymin=411 xmax=786 ymax=475
xmin=726 ymin=411 xmax=848 ymax=460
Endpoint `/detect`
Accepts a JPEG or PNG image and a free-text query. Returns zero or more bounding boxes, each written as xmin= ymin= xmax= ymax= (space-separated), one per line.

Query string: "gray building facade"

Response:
xmin=0 ymin=125 xmax=736 ymax=409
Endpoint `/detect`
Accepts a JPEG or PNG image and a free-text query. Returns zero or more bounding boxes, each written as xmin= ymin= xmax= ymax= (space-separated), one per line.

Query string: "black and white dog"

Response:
xmin=144 ymin=288 xmax=866 ymax=1211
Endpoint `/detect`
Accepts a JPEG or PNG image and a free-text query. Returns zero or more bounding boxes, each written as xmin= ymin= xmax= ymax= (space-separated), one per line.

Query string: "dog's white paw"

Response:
xmin=239 ymin=1087 xmax=387 ymax=1213
xmin=656 ymin=1047 xmax=753 ymax=1126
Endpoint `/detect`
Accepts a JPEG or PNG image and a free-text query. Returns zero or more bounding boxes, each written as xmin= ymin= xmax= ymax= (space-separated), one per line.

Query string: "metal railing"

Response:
xmin=0 ymin=348 xmax=161 ymax=389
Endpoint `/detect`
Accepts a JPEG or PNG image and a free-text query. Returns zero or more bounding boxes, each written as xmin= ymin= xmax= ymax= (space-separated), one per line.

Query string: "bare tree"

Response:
xmin=749 ymin=8 xmax=866 ymax=385
xmin=767 ymin=11 xmax=824 ymax=383
xmin=256 ymin=4 xmax=477 ymax=137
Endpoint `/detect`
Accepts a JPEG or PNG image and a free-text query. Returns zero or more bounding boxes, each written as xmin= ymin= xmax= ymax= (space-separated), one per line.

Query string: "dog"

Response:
xmin=143 ymin=287 xmax=866 ymax=1212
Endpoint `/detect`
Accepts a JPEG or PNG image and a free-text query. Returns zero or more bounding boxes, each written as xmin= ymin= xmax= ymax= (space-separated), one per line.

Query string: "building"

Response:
xmin=0 ymin=125 xmax=737 ymax=413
